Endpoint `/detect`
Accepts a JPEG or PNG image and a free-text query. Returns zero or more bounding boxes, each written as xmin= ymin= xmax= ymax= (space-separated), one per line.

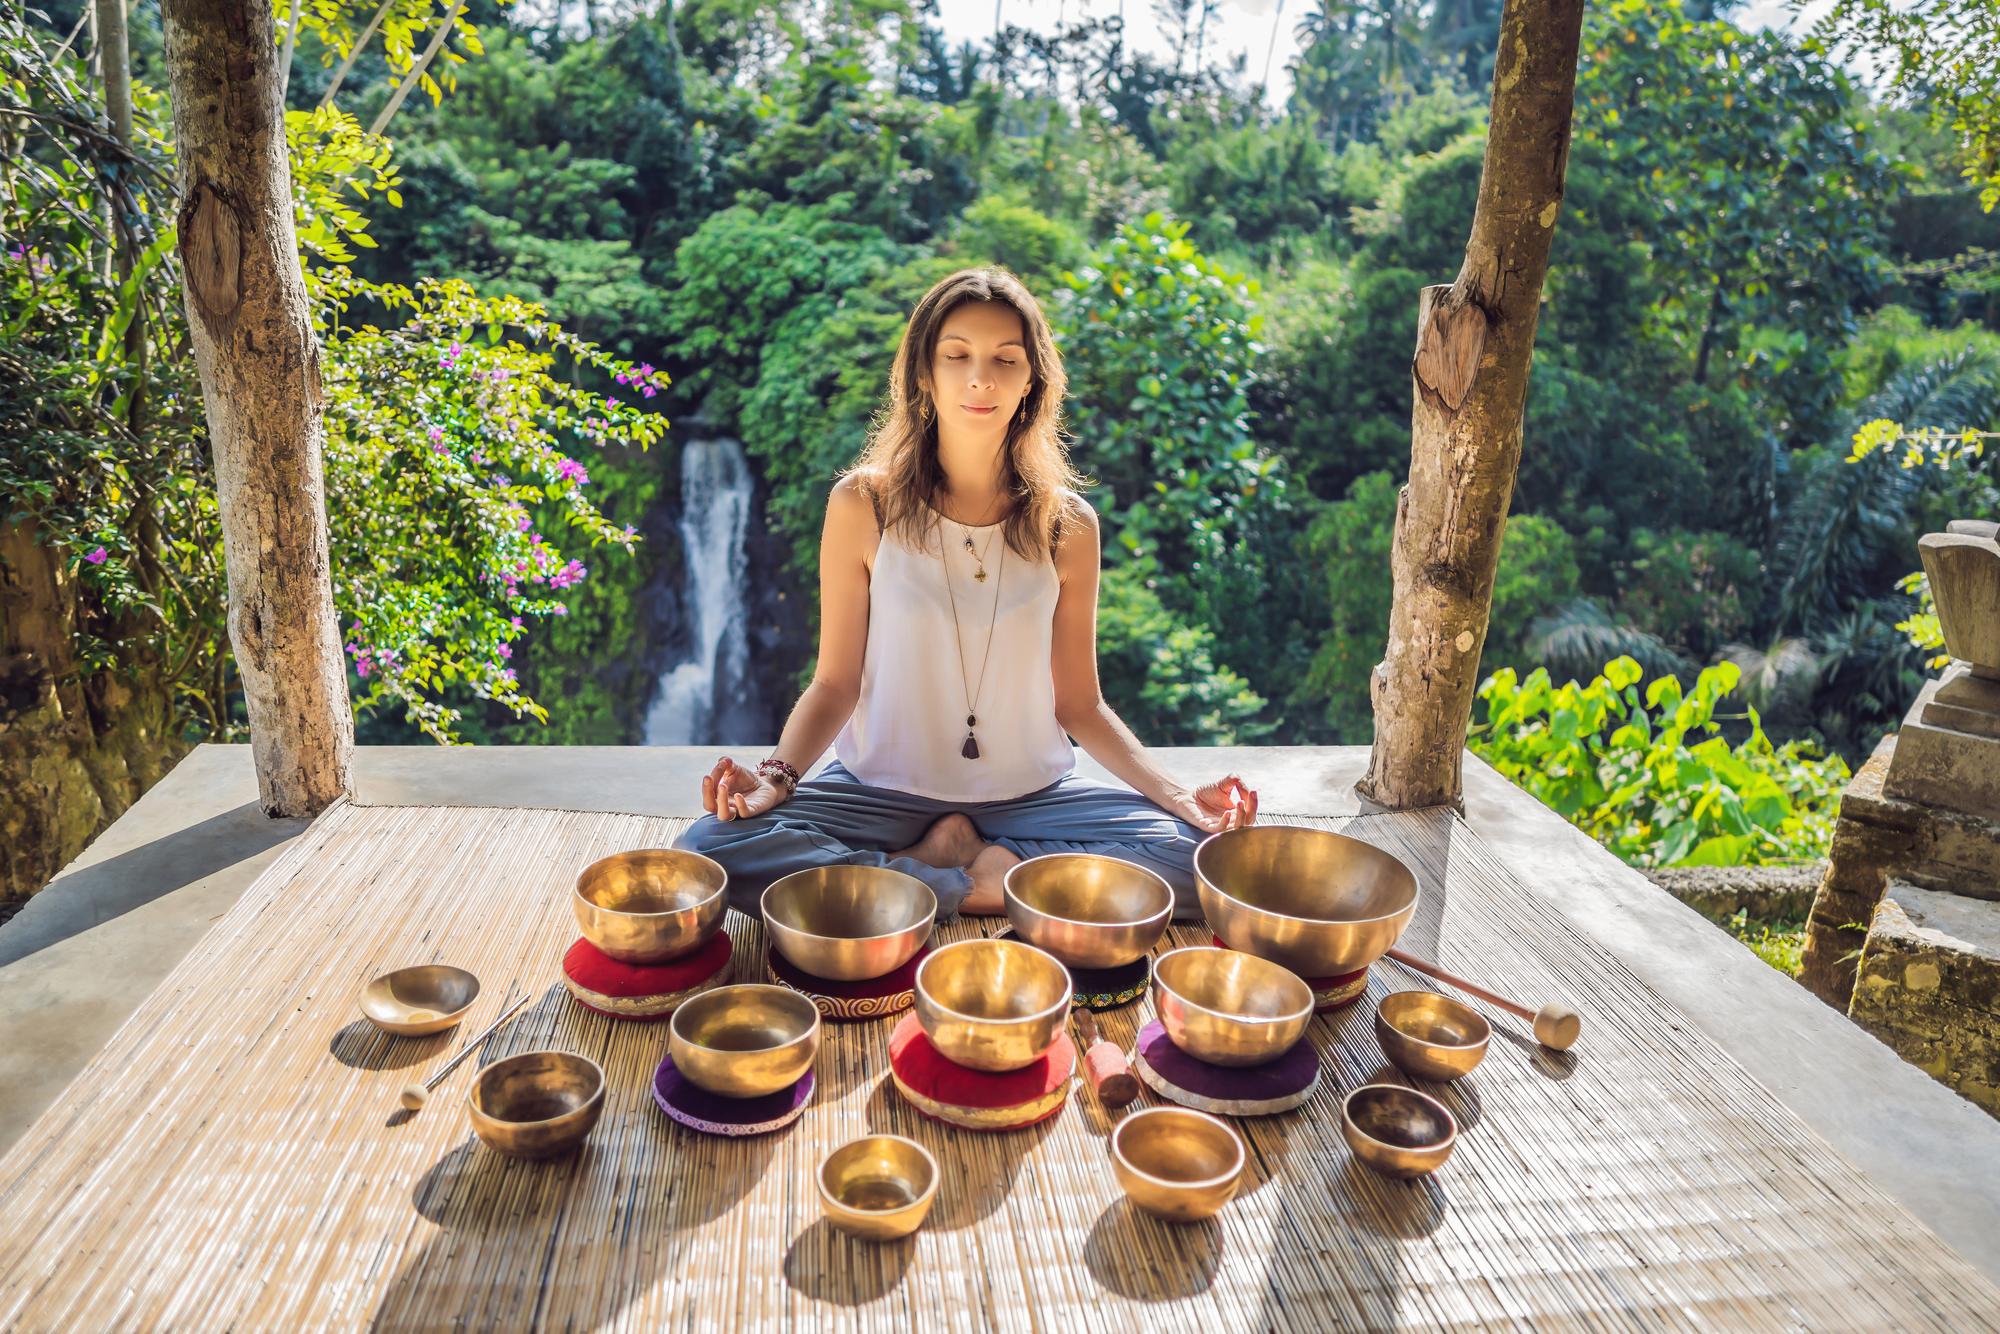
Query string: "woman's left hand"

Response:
xmin=1161 ymin=776 xmax=1259 ymax=834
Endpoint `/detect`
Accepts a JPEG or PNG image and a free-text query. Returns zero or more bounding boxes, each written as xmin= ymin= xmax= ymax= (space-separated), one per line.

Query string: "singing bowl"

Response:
xmin=1341 ymin=1084 xmax=1457 ymax=1179
xmin=1110 ymin=1106 xmax=1246 ymax=1222
xmin=817 ymin=1134 xmax=940 ymax=1240
xmin=668 ymin=984 xmax=821 ymax=1099
xmin=1194 ymin=825 xmax=1419 ymax=977
xmin=573 ymin=848 xmax=729 ymax=964
xmin=466 ymin=1051 xmax=605 ymax=1159
xmin=914 ymin=939 xmax=1072 ymax=1073
xmin=1151 ymin=946 xmax=1313 ymax=1068
xmin=359 ymin=965 xmax=480 ymax=1036
xmin=762 ymin=865 xmax=936 ymax=982
xmin=1003 ymin=853 xmax=1173 ymax=970
xmin=1374 ymin=990 xmax=1490 ymax=1082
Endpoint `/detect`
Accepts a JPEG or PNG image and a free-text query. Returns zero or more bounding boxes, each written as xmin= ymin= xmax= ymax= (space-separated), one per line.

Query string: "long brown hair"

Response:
xmin=841 ymin=267 xmax=1092 ymax=562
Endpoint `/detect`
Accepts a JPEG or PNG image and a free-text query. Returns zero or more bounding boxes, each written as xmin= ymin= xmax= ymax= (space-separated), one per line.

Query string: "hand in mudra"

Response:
xmin=703 ymin=757 xmax=787 ymax=821
xmin=1163 ymin=775 xmax=1259 ymax=834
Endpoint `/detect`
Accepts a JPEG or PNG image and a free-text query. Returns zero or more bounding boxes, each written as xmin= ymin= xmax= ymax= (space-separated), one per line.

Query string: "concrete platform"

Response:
xmin=7 ymin=742 xmax=2000 ymax=1282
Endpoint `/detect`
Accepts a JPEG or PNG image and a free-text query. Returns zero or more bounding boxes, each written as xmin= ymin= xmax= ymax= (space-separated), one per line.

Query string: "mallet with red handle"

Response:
xmin=1071 ymin=1006 xmax=1138 ymax=1107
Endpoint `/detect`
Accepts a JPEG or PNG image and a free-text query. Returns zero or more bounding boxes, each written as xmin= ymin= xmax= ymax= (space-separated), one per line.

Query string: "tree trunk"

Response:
xmin=160 ymin=0 xmax=352 ymax=816
xmin=1359 ymin=0 xmax=1585 ymax=811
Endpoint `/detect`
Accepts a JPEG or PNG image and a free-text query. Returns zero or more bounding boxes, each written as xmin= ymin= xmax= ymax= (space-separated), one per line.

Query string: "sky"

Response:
xmin=929 ymin=0 xmax=1848 ymax=112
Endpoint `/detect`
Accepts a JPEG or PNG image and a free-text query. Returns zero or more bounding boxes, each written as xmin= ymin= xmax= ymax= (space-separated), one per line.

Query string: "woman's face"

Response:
xmin=927 ymin=301 xmax=1033 ymax=441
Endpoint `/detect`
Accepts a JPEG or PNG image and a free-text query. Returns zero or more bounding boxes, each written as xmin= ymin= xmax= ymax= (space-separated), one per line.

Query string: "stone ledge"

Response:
xmin=1644 ymin=863 xmax=1822 ymax=922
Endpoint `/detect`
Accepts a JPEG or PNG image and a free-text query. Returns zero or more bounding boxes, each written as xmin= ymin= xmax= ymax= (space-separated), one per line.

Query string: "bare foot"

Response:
xmin=960 ymin=844 xmax=1022 ymax=915
xmin=889 ymin=812 xmax=985 ymax=869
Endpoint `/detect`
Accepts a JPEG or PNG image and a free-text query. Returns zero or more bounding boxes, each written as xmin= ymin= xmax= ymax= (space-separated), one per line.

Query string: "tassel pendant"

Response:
xmin=961 ymin=714 xmax=981 ymax=759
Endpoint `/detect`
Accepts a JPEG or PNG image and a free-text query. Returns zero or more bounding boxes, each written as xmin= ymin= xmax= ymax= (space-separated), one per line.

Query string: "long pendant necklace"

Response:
xmin=941 ymin=520 xmax=1005 ymax=760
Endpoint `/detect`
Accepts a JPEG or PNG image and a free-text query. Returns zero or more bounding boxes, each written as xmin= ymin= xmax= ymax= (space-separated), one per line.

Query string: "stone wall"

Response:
xmin=1850 ymin=882 xmax=2000 ymax=1114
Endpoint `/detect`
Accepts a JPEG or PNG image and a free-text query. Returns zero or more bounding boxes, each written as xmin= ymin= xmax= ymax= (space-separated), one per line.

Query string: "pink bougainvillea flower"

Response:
xmin=497 ymin=642 xmax=512 ymax=660
xmin=84 ymin=546 xmax=108 ymax=564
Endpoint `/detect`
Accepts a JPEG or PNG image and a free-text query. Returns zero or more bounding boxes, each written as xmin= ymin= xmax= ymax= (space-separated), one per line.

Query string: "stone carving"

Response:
xmin=1882 ymin=523 xmax=2000 ymax=823
xmin=1923 ymin=520 xmax=2000 ymax=678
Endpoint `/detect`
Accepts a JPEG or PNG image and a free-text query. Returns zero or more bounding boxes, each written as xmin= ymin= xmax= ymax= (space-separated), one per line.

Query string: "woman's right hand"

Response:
xmin=703 ymin=756 xmax=788 ymax=821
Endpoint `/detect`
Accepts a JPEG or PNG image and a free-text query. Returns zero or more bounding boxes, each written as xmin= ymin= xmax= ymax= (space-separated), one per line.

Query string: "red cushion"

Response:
xmin=563 ymin=933 xmax=732 ymax=998
xmin=888 ymin=1012 xmax=1074 ymax=1123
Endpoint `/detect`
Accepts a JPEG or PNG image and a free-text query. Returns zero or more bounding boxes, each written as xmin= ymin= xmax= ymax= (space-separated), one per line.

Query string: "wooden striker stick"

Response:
xmin=1385 ymin=947 xmax=1582 ymax=1051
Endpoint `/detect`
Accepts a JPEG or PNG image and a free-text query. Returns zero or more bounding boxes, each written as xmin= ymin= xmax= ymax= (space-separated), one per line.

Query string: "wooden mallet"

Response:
xmin=1385 ymin=947 xmax=1582 ymax=1051
xmin=398 ymin=990 xmax=537 ymax=1111
xmin=1072 ymin=1007 xmax=1138 ymax=1107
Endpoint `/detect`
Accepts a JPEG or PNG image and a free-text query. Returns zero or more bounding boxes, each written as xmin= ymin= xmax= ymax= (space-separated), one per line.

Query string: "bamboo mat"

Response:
xmin=0 ymin=802 xmax=1994 ymax=1332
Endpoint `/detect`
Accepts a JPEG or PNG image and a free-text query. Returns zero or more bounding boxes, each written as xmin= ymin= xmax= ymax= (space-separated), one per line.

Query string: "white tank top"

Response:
xmin=834 ymin=505 xmax=1077 ymax=802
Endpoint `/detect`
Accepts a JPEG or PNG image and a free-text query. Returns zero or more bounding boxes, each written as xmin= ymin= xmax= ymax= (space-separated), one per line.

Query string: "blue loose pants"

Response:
xmin=673 ymin=761 xmax=1207 ymax=921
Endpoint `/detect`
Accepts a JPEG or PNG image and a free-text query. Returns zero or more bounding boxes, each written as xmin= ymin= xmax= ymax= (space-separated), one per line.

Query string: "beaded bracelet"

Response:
xmin=755 ymin=757 xmax=801 ymax=794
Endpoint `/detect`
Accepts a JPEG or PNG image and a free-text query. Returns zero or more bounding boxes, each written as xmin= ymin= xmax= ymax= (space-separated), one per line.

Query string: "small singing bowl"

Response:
xmin=359 ymin=965 xmax=481 ymax=1036
xmin=762 ymin=865 xmax=936 ymax=982
xmin=466 ymin=1051 xmax=605 ymax=1159
xmin=914 ymin=938 xmax=1072 ymax=1072
xmin=1110 ymin=1107 xmax=1246 ymax=1222
xmin=817 ymin=1134 xmax=940 ymax=1240
xmin=1194 ymin=824 xmax=1420 ymax=977
xmin=668 ymin=984 xmax=821 ymax=1099
xmin=573 ymin=848 xmax=728 ymax=964
xmin=1341 ymin=1083 xmax=1458 ymax=1179
xmin=1003 ymin=853 xmax=1173 ymax=970
xmin=1374 ymin=990 xmax=1491 ymax=1081
xmin=1151 ymin=946 xmax=1313 ymax=1068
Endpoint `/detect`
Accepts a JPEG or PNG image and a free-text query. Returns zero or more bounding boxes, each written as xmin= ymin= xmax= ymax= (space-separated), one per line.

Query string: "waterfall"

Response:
xmin=643 ymin=435 xmax=753 ymax=745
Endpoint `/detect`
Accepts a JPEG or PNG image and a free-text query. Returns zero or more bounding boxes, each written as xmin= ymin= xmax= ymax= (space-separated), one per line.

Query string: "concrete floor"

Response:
xmin=6 ymin=742 xmax=2000 ymax=1282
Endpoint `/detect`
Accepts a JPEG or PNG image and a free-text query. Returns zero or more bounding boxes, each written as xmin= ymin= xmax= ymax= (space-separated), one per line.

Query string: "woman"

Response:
xmin=675 ymin=266 xmax=1260 ymax=920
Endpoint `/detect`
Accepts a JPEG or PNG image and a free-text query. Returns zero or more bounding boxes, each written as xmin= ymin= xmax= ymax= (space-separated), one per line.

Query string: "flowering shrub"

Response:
xmin=319 ymin=272 xmax=665 ymax=740
xmin=1 ymin=20 xmax=663 ymax=745
xmin=1470 ymin=656 xmax=1850 ymax=867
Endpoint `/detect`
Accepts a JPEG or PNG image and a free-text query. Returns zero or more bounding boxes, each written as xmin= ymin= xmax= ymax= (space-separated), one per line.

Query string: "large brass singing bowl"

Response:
xmin=466 ymin=1051 xmax=605 ymax=1159
xmin=359 ymin=964 xmax=480 ymax=1036
xmin=1195 ymin=825 xmax=1419 ymax=977
xmin=668 ymin=984 xmax=821 ymax=1099
xmin=1342 ymin=1083 xmax=1457 ymax=1179
xmin=817 ymin=1134 xmax=940 ymax=1240
xmin=1110 ymin=1106 xmax=1246 ymax=1222
xmin=914 ymin=939 xmax=1072 ymax=1073
xmin=1374 ymin=990 xmax=1490 ymax=1082
xmin=762 ymin=865 xmax=936 ymax=982
xmin=573 ymin=848 xmax=728 ymax=964
xmin=1151 ymin=946 xmax=1314 ymax=1067
xmin=1003 ymin=853 xmax=1173 ymax=970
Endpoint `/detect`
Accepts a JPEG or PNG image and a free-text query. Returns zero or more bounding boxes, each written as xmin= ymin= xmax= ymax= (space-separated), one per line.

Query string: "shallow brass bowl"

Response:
xmin=466 ymin=1051 xmax=605 ymax=1159
xmin=1003 ymin=853 xmax=1173 ymax=970
xmin=817 ymin=1134 xmax=940 ymax=1240
xmin=1110 ymin=1107 xmax=1245 ymax=1222
xmin=914 ymin=939 xmax=1072 ymax=1073
xmin=762 ymin=865 xmax=936 ymax=982
xmin=1374 ymin=990 xmax=1490 ymax=1081
xmin=573 ymin=848 xmax=728 ymax=964
xmin=1342 ymin=1083 xmax=1457 ymax=1179
xmin=1151 ymin=946 xmax=1313 ymax=1068
xmin=668 ymin=984 xmax=821 ymax=1099
xmin=359 ymin=964 xmax=480 ymax=1036
xmin=1194 ymin=825 xmax=1419 ymax=977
